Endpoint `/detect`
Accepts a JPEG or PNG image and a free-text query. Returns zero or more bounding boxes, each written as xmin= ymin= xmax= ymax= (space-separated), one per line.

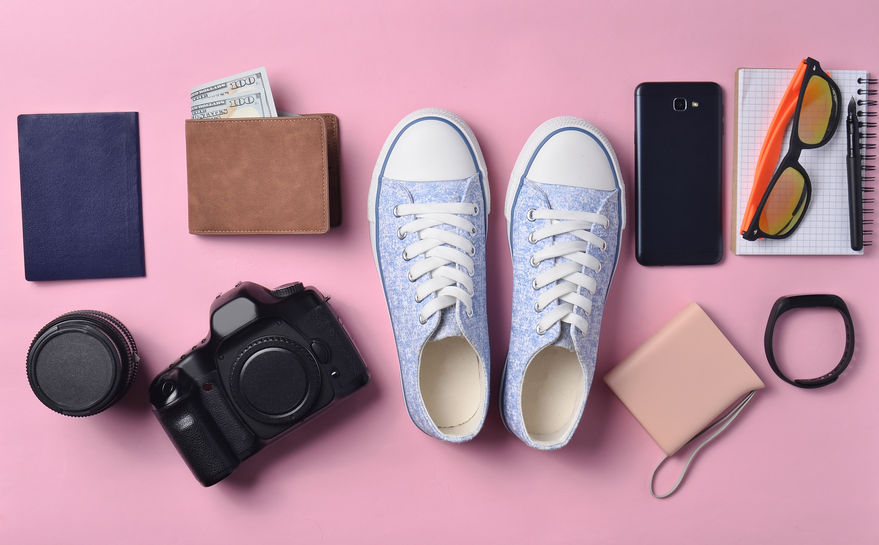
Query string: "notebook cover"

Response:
xmin=18 ymin=112 xmax=145 ymax=281
xmin=604 ymin=303 xmax=765 ymax=455
xmin=732 ymin=67 xmax=870 ymax=255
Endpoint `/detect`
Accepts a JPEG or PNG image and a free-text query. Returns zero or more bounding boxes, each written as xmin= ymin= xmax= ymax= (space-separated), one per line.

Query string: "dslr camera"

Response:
xmin=150 ymin=281 xmax=369 ymax=486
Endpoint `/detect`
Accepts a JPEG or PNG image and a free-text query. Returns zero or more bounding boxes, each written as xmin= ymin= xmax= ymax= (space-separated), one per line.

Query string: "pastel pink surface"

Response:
xmin=0 ymin=1 xmax=876 ymax=543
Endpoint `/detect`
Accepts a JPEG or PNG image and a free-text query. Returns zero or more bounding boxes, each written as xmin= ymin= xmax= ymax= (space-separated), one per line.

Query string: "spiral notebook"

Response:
xmin=732 ymin=67 xmax=875 ymax=255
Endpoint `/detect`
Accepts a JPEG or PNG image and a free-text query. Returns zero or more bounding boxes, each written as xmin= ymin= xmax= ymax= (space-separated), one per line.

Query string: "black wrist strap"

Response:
xmin=764 ymin=294 xmax=855 ymax=389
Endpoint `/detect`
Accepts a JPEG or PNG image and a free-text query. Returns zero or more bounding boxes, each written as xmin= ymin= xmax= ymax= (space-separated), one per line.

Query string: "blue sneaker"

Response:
xmin=501 ymin=117 xmax=625 ymax=449
xmin=368 ymin=108 xmax=490 ymax=442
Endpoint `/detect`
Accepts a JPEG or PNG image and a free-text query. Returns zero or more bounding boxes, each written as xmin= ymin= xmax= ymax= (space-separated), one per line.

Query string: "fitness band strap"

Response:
xmin=764 ymin=294 xmax=855 ymax=389
xmin=650 ymin=391 xmax=757 ymax=499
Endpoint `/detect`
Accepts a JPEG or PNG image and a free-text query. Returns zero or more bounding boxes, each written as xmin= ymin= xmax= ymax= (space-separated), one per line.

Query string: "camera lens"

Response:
xmin=26 ymin=311 xmax=139 ymax=416
xmin=673 ymin=97 xmax=687 ymax=111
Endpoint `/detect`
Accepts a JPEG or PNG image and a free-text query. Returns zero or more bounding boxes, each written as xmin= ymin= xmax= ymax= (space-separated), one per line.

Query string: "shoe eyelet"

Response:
xmin=419 ymin=316 xmax=427 ymax=325
xmin=536 ymin=325 xmax=545 ymax=335
xmin=532 ymin=278 xmax=539 ymax=290
xmin=473 ymin=205 xmax=479 ymax=215
xmin=415 ymin=294 xmax=423 ymax=303
xmin=468 ymin=246 xmax=476 ymax=256
xmin=526 ymin=209 xmax=536 ymax=221
xmin=528 ymin=232 xmax=537 ymax=244
xmin=596 ymin=263 xmax=602 ymax=273
xmin=397 ymin=228 xmax=407 ymax=239
xmin=466 ymin=309 xmax=473 ymax=318
xmin=393 ymin=205 xmax=401 ymax=217
xmin=601 ymin=242 xmax=608 ymax=252
xmin=469 ymin=227 xmax=477 ymax=236
xmin=529 ymin=256 xmax=538 ymax=267
xmin=534 ymin=302 xmax=542 ymax=312
xmin=402 ymin=250 xmax=411 ymax=261
xmin=407 ymin=271 xmax=416 ymax=282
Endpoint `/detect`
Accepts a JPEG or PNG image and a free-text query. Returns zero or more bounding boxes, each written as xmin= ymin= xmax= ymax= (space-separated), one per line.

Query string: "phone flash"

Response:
xmin=692 ymin=101 xmax=700 ymax=107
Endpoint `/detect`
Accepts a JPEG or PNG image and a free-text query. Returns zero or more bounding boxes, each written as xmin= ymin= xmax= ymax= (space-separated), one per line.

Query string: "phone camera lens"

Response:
xmin=673 ymin=97 xmax=687 ymax=111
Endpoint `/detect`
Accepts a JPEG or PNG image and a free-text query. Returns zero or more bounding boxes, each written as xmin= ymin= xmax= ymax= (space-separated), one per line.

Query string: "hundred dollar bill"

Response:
xmin=190 ymin=67 xmax=277 ymax=117
xmin=191 ymin=91 xmax=272 ymax=119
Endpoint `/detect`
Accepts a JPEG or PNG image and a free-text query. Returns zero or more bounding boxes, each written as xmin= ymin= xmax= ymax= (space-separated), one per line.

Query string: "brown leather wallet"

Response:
xmin=185 ymin=114 xmax=341 ymax=234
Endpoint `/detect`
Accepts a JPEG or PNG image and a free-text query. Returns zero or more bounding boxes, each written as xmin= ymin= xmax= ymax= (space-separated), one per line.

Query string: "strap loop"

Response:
xmin=649 ymin=391 xmax=757 ymax=499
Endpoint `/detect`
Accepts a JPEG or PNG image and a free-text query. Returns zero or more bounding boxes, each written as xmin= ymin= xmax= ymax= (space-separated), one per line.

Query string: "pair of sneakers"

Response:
xmin=368 ymin=109 xmax=625 ymax=449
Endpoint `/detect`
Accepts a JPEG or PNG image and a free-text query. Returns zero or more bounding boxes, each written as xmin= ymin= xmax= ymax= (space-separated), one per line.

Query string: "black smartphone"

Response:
xmin=635 ymin=82 xmax=723 ymax=265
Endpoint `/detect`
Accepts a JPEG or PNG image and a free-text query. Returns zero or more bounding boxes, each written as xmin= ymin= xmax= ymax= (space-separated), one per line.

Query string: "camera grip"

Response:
xmin=152 ymin=374 xmax=240 ymax=487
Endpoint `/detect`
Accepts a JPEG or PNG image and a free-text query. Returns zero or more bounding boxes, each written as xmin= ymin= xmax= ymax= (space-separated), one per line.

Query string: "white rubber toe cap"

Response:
xmin=384 ymin=118 xmax=478 ymax=182
xmin=527 ymin=128 xmax=616 ymax=190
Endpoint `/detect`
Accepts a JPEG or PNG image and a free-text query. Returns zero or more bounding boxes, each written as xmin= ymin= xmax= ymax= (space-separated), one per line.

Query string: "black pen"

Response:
xmin=847 ymin=97 xmax=864 ymax=251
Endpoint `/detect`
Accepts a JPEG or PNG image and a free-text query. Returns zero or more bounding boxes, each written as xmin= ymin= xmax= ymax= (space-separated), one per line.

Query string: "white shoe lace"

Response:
xmin=395 ymin=202 xmax=480 ymax=324
xmin=527 ymin=208 xmax=609 ymax=336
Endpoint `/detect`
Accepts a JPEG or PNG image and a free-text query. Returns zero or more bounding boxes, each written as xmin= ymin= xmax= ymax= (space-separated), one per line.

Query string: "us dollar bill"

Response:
xmin=190 ymin=67 xmax=277 ymax=117
xmin=191 ymin=91 xmax=272 ymax=119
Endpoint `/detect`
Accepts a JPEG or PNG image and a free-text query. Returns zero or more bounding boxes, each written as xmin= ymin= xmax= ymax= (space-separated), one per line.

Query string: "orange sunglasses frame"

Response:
xmin=739 ymin=58 xmax=838 ymax=239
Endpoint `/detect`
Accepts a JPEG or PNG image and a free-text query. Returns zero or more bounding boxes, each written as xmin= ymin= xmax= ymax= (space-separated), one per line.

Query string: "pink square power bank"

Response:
xmin=604 ymin=303 xmax=765 ymax=456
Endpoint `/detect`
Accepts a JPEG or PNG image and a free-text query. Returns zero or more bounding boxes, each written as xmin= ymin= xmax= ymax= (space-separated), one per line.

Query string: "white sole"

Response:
xmin=368 ymin=108 xmax=490 ymax=266
xmin=503 ymin=116 xmax=626 ymax=245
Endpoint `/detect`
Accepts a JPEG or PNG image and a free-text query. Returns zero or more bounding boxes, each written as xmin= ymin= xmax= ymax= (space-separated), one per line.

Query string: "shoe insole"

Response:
xmin=420 ymin=336 xmax=483 ymax=437
xmin=521 ymin=345 xmax=585 ymax=444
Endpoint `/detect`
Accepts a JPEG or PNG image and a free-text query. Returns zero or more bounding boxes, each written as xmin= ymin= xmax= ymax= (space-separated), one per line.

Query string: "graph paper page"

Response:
xmin=734 ymin=67 xmax=868 ymax=256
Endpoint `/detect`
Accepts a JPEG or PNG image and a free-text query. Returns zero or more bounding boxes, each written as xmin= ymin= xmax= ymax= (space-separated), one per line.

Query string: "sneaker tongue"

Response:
xmin=393 ymin=176 xmax=476 ymax=344
xmin=430 ymin=310 xmax=462 ymax=341
xmin=533 ymin=179 xmax=609 ymax=353
xmin=551 ymin=323 xmax=576 ymax=351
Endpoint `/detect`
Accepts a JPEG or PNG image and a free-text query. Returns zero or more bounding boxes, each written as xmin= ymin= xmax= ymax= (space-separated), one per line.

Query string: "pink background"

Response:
xmin=1 ymin=1 xmax=876 ymax=543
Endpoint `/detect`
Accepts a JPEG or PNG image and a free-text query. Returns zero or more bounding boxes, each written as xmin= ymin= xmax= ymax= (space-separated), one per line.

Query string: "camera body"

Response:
xmin=150 ymin=281 xmax=369 ymax=486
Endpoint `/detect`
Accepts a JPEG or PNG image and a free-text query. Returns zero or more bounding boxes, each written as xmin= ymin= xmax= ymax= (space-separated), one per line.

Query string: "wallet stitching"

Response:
xmin=191 ymin=229 xmax=329 ymax=234
xmin=186 ymin=116 xmax=330 ymax=233
xmin=317 ymin=119 xmax=328 ymax=229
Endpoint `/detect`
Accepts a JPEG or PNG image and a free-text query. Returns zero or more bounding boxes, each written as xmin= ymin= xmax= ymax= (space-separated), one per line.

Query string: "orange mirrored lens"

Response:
xmin=759 ymin=167 xmax=806 ymax=235
xmin=797 ymin=76 xmax=833 ymax=145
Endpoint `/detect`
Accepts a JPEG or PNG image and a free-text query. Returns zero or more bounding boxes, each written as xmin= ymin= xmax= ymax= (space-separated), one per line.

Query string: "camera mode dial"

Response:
xmin=269 ymin=283 xmax=304 ymax=299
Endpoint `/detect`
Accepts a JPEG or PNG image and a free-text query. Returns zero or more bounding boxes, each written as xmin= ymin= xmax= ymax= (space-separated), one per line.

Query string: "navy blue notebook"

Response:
xmin=18 ymin=112 xmax=145 ymax=281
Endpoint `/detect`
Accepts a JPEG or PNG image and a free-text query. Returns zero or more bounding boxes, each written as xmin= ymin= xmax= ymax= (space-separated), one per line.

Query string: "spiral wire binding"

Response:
xmin=859 ymin=77 xmax=876 ymax=247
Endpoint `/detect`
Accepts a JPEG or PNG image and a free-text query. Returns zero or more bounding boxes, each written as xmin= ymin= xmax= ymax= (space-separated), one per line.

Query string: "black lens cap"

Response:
xmin=26 ymin=311 xmax=140 ymax=417
xmin=230 ymin=336 xmax=322 ymax=424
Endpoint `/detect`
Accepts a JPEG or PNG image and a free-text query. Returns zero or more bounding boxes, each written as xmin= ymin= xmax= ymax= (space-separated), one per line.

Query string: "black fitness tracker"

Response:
xmin=764 ymin=294 xmax=855 ymax=389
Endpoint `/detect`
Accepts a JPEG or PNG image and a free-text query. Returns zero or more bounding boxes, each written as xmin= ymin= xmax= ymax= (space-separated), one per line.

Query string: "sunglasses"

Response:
xmin=741 ymin=58 xmax=842 ymax=241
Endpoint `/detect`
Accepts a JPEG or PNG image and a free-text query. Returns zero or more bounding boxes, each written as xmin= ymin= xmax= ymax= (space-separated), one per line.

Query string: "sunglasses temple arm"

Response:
xmin=740 ymin=61 xmax=807 ymax=234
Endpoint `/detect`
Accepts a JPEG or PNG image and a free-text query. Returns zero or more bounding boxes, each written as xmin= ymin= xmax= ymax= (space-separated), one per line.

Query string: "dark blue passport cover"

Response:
xmin=18 ymin=112 xmax=145 ymax=281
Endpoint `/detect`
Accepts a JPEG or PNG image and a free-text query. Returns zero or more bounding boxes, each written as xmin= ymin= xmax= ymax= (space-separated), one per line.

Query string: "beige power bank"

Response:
xmin=604 ymin=302 xmax=765 ymax=456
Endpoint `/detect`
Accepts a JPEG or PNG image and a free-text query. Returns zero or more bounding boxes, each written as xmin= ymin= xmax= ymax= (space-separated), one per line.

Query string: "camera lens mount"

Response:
xmin=229 ymin=336 xmax=323 ymax=424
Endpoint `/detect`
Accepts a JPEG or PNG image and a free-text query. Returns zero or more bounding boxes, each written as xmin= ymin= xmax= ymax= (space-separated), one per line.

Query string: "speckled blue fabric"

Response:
xmin=502 ymin=178 xmax=622 ymax=449
xmin=374 ymin=173 xmax=490 ymax=442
